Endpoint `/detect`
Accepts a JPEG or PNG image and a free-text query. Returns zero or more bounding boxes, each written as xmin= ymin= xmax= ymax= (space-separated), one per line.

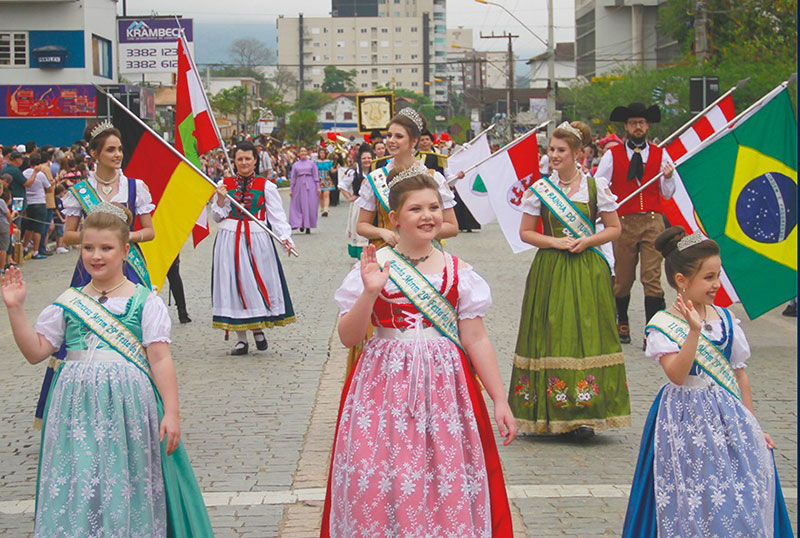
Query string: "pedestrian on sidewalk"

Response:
xmin=316 ymin=148 xmax=334 ymax=217
xmin=288 ymin=146 xmax=319 ymax=234
xmin=322 ymin=171 xmax=516 ymax=538
xmin=1 ymin=207 xmax=213 ymax=538
xmin=595 ymin=102 xmax=678 ymax=348
xmin=622 ymin=226 xmax=793 ymax=537
xmin=211 ymin=141 xmax=296 ymax=355
xmin=507 ymin=121 xmax=631 ymax=438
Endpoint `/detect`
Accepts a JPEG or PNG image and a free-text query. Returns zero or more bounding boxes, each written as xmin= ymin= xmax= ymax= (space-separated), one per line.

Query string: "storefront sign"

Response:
xmin=117 ymin=17 xmax=193 ymax=74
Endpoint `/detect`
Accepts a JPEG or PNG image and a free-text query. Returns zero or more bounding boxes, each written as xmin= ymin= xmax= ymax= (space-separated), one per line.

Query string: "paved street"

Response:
xmin=0 ymin=190 xmax=796 ymax=537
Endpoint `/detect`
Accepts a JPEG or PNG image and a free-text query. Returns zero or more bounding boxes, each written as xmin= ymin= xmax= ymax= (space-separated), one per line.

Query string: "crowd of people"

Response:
xmin=1 ymin=100 xmax=794 ymax=538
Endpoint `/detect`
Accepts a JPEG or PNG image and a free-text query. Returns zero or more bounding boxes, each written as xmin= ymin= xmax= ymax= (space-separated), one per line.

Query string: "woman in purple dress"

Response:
xmin=289 ymin=146 xmax=319 ymax=234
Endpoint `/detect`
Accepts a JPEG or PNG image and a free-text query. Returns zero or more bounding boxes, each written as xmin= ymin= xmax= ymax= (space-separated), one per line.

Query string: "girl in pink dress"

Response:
xmin=321 ymin=171 xmax=517 ymax=538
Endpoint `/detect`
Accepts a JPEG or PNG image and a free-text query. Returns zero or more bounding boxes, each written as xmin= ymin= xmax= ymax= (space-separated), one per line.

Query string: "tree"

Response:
xmin=270 ymin=67 xmax=299 ymax=99
xmin=229 ymin=38 xmax=274 ymax=68
xmin=210 ymin=86 xmax=254 ymax=133
xmin=286 ymin=109 xmax=319 ymax=147
xmin=295 ymin=90 xmax=333 ymax=113
xmin=321 ymin=65 xmax=358 ymax=93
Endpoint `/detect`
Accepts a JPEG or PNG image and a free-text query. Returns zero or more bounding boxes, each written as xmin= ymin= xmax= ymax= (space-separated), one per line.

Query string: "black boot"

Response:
xmin=178 ymin=309 xmax=192 ymax=324
xmin=643 ymin=296 xmax=667 ymax=350
xmin=253 ymin=330 xmax=268 ymax=351
xmin=616 ymin=295 xmax=631 ymax=344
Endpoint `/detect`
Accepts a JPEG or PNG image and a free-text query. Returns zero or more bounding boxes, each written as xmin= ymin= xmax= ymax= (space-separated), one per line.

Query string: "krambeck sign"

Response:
xmin=117 ymin=17 xmax=194 ymax=75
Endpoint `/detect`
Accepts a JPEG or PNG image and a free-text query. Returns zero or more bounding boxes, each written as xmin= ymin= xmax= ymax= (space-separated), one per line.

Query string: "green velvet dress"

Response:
xmin=34 ymin=285 xmax=214 ymax=537
xmin=508 ymin=177 xmax=631 ymax=434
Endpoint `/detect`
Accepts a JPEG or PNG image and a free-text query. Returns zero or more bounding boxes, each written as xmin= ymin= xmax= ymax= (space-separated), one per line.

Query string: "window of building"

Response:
xmin=410 ymin=27 xmax=418 ymax=33
xmin=313 ymin=42 xmax=320 ymax=47
xmin=411 ymin=67 xmax=418 ymax=73
xmin=396 ymin=82 xmax=403 ymax=87
xmin=0 ymin=31 xmax=28 ymax=67
xmin=336 ymin=41 xmax=345 ymax=48
xmin=381 ymin=68 xmax=389 ymax=74
xmin=396 ymin=68 xmax=403 ymax=73
xmin=380 ymin=40 xmax=389 ymax=47
xmin=381 ymin=55 xmax=389 ymax=60
xmin=410 ymin=40 xmax=418 ymax=46
xmin=313 ymin=83 xmax=320 ymax=89
xmin=360 ymin=41 xmax=368 ymax=47
xmin=381 ymin=27 xmax=389 ymax=33
xmin=410 ymin=54 xmax=418 ymax=59
xmin=337 ymin=55 xmax=345 ymax=61
xmin=411 ymin=81 xmax=419 ymax=87
xmin=323 ymin=27 xmax=329 ymax=33
xmin=394 ymin=11 xmax=401 ymax=16
xmin=360 ymin=69 xmax=368 ymax=74
xmin=395 ymin=54 xmax=402 ymax=60
xmin=395 ymin=27 xmax=402 ymax=32
xmin=312 ymin=67 xmax=321 ymax=74
xmin=311 ymin=27 xmax=320 ymax=34
xmin=360 ymin=54 xmax=368 ymax=61
xmin=361 ymin=83 xmax=369 ymax=88
xmin=360 ymin=28 xmax=368 ymax=34
xmin=91 ymin=34 xmax=112 ymax=78
xmin=324 ymin=55 xmax=330 ymax=60
xmin=343 ymin=111 xmax=353 ymax=120
xmin=337 ymin=28 xmax=345 ymax=34
xmin=325 ymin=112 xmax=334 ymax=120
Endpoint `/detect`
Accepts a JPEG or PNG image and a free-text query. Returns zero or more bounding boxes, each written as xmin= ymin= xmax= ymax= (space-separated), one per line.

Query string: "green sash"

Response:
xmin=70 ymin=180 xmax=152 ymax=289
xmin=528 ymin=176 xmax=610 ymax=270
xmin=647 ymin=310 xmax=742 ymax=401
xmin=44 ymin=287 xmax=214 ymax=537
xmin=375 ymin=246 xmax=463 ymax=352
xmin=365 ymin=166 xmax=391 ymax=213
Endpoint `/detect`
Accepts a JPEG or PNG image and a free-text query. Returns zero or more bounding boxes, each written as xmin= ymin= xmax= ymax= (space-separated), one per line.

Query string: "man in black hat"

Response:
xmin=595 ymin=102 xmax=678 ymax=347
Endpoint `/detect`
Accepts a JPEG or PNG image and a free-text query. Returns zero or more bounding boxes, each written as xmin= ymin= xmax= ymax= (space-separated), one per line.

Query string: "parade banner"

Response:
xmin=676 ymin=87 xmax=796 ymax=319
xmin=0 ymin=85 xmax=96 ymax=117
xmin=357 ymin=93 xmax=394 ymax=133
xmin=477 ymin=130 xmax=541 ymax=253
xmin=448 ymin=133 xmax=495 ymax=224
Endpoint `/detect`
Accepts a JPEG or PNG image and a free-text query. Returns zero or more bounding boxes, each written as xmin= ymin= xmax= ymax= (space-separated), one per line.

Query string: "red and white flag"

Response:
xmin=662 ymin=94 xmax=739 ymax=306
xmin=175 ymin=35 xmax=222 ymax=247
xmin=478 ymin=130 xmax=541 ymax=253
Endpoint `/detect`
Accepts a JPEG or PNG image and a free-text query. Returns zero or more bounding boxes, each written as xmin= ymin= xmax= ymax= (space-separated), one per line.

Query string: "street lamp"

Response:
xmin=475 ymin=0 xmax=555 ymax=134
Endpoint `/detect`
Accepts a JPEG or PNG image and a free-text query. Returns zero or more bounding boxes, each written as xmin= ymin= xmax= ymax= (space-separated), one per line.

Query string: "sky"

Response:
xmin=120 ymin=0 xmax=576 ymax=61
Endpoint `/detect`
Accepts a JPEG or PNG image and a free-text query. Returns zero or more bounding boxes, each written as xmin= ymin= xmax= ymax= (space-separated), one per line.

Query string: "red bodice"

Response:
xmin=371 ymin=253 xmax=459 ymax=329
xmin=609 ymin=143 xmax=664 ymax=216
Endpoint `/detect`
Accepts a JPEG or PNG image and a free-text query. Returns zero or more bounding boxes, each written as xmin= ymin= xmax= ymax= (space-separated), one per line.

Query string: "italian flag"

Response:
xmin=477 ymin=130 xmax=541 ymax=253
xmin=176 ymin=35 xmax=221 ymax=246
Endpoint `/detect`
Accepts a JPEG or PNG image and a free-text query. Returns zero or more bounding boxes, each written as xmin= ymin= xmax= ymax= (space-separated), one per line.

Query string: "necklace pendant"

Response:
xmin=703 ymin=322 xmax=712 ymax=332
xmin=101 ymin=184 xmax=113 ymax=196
xmin=98 ymin=294 xmax=108 ymax=304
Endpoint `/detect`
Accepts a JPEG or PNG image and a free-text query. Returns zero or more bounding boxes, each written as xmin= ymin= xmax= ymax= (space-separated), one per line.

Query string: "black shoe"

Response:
xmin=253 ymin=331 xmax=268 ymax=351
xmin=782 ymin=303 xmax=797 ymax=317
xmin=571 ymin=425 xmax=595 ymax=439
xmin=305 ymin=228 xmax=311 ymax=234
xmin=322 ymin=211 xmax=329 ymax=217
xmin=231 ymin=341 xmax=249 ymax=355
xmin=617 ymin=322 xmax=631 ymax=344
xmin=299 ymin=228 xmax=305 ymax=232
xmin=178 ymin=311 xmax=192 ymax=324
xmin=642 ymin=336 xmax=647 ymax=352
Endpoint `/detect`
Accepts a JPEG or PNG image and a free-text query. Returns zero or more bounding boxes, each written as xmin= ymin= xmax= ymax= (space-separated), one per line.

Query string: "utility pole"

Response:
xmin=480 ymin=31 xmax=518 ymax=141
xmin=694 ymin=0 xmax=709 ymax=61
xmin=546 ymin=0 xmax=555 ymax=136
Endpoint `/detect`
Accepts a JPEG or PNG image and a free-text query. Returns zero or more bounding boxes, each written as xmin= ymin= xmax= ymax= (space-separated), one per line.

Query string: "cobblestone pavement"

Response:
xmin=0 ymin=191 xmax=795 ymax=537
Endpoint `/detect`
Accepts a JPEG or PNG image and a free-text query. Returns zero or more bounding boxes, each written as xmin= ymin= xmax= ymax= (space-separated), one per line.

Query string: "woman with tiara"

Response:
xmin=34 ymin=120 xmax=156 ymax=427
xmin=211 ymin=141 xmax=296 ymax=356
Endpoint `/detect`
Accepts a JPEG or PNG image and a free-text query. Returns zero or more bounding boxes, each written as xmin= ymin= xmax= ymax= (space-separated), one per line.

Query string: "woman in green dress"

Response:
xmin=508 ymin=121 xmax=631 ymax=437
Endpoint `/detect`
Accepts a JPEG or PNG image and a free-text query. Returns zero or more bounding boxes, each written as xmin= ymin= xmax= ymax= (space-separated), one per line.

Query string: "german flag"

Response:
xmin=110 ymin=93 xmax=216 ymax=291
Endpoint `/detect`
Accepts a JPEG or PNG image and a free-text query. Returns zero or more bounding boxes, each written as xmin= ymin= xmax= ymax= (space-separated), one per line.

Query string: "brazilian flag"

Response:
xmin=677 ymin=88 xmax=797 ymax=318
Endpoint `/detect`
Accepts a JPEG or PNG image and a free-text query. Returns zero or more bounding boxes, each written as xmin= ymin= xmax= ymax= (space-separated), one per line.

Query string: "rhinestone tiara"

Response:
xmin=88 ymin=201 xmax=128 ymax=224
xmin=555 ymin=121 xmax=583 ymax=143
xmin=397 ymin=107 xmax=425 ymax=133
xmin=677 ymin=229 xmax=708 ymax=252
xmin=90 ymin=120 xmax=116 ymax=141
xmin=388 ymin=161 xmax=428 ymax=189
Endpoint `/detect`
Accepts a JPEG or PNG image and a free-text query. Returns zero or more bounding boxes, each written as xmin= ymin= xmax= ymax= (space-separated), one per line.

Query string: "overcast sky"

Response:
xmin=119 ymin=0 xmax=576 ymax=59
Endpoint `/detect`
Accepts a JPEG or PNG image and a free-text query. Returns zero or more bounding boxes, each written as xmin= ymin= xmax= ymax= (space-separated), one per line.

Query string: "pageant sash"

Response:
xmin=529 ymin=176 xmax=610 ymax=269
xmin=365 ymin=166 xmax=391 ymax=213
xmin=647 ymin=311 xmax=742 ymax=401
xmin=70 ymin=180 xmax=152 ymax=289
xmin=53 ymin=287 xmax=152 ymax=381
xmin=376 ymin=246 xmax=463 ymax=352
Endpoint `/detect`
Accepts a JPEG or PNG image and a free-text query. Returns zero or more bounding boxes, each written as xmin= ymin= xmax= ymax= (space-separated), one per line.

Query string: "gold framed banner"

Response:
xmin=357 ymin=93 xmax=395 ymax=133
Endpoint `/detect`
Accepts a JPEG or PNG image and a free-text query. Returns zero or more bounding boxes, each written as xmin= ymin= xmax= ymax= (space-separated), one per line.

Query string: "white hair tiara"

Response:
xmin=88 ymin=201 xmax=128 ymax=223
xmin=556 ymin=121 xmax=583 ymax=143
xmin=677 ymin=229 xmax=708 ymax=252
xmin=397 ymin=108 xmax=425 ymax=133
xmin=90 ymin=120 xmax=116 ymax=141
xmin=387 ymin=161 xmax=428 ymax=189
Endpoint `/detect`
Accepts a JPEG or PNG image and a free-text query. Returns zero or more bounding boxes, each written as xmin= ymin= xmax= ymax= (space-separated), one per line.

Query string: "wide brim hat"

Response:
xmin=609 ymin=102 xmax=661 ymax=123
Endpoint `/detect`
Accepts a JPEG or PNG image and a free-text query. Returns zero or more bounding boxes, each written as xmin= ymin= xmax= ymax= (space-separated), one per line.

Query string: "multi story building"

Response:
xmin=277 ymin=0 xmax=448 ymax=108
xmin=0 ymin=0 xmax=118 ymax=144
xmin=575 ymin=0 xmax=680 ymax=77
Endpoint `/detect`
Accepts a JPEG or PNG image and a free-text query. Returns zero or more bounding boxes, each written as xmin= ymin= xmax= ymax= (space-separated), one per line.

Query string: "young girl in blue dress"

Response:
xmin=2 ymin=204 xmax=212 ymax=537
xmin=622 ymin=226 xmax=793 ymax=537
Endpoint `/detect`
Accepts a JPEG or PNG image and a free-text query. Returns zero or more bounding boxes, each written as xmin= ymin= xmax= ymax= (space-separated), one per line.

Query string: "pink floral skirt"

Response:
xmin=326 ymin=335 xmax=493 ymax=537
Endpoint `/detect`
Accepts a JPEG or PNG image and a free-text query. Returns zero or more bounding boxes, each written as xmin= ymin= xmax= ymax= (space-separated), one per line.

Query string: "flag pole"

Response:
xmin=446 ymin=120 xmax=551 ymax=183
xmin=95 ymin=85 xmax=299 ymax=257
xmin=616 ymin=75 xmax=795 ymax=209
xmin=176 ymin=24 xmax=235 ymax=177
xmin=657 ymin=78 xmax=749 ymax=149
xmin=447 ymin=123 xmax=496 ymax=159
